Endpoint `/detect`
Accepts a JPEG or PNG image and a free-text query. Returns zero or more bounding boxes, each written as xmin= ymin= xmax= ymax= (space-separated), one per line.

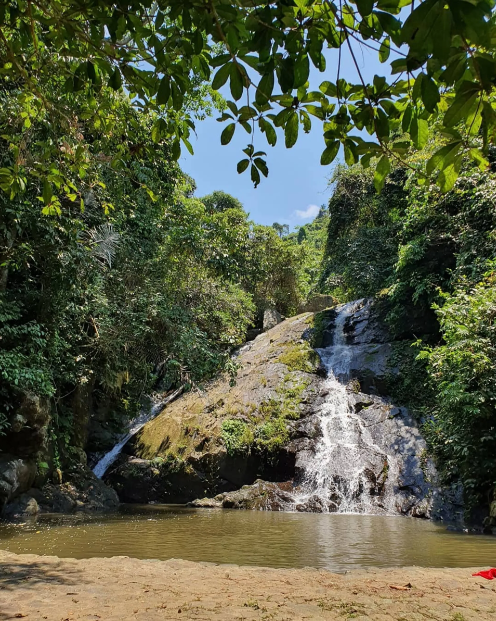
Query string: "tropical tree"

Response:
xmin=1 ymin=0 xmax=496 ymax=207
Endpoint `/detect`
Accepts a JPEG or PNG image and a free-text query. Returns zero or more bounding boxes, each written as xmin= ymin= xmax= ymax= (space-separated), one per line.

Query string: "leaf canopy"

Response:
xmin=2 ymin=0 xmax=496 ymax=203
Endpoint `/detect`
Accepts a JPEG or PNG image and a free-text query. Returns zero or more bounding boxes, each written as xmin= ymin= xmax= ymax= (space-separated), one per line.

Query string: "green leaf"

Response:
xmin=256 ymin=71 xmax=274 ymax=105
xmin=237 ymin=158 xmax=250 ymax=174
xmin=320 ymin=141 xmax=340 ymax=165
xmin=402 ymin=104 xmax=413 ymax=133
xmin=469 ymin=148 xmax=489 ymax=171
xmin=444 ymin=83 xmax=480 ymax=128
xmin=259 ymin=117 xmax=277 ymax=146
xmin=285 ymin=113 xmax=298 ymax=148
xmin=221 ymin=123 xmax=236 ymax=145
xmin=230 ymin=64 xmax=244 ymax=101
xmin=157 ymin=75 xmax=171 ymax=105
xmin=251 ymin=163 xmax=261 ymax=187
xmin=379 ymin=37 xmax=390 ymax=63
xmin=254 ymin=157 xmax=269 ymax=177
xmin=193 ymin=29 xmax=204 ymax=55
xmin=171 ymin=139 xmax=181 ymax=160
xmin=410 ymin=116 xmax=429 ymax=149
xmin=108 ymin=68 xmax=122 ymax=90
xmin=421 ymin=75 xmax=440 ymax=113
xmin=151 ymin=121 xmax=162 ymax=144
xmin=375 ymin=109 xmax=390 ymax=140
xmin=304 ymin=105 xmax=325 ymax=120
xmin=344 ymin=140 xmax=358 ymax=165
xmin=437 ymin=156 xmax=462 ymax=192
xmin=278 ymin=57 xmax=294 ymax=93
xmin=211 ymin=54 xmax=231 ymax=68
xmin=171 ymin=81 xmax=184 ymax=110
xmin=426 ymin=141 xmax=462 ymax=175
xmin=86 ymin=61 xmax=96 ymax=83
xmin=182 ymin=137 xmax=194 ymax=155
xmin=433 ymin=8 xmax=452 ymax=64
xmin=412 ymin=73 xmax=423 ymax=103
xmin=42 ymin=179 xmax=52 ymax=204
xmin=294 ymin=54 xmax=310 ymax=88
xmin=212 ymin=63 xmax=231 ymax=90
xmin=374 ymin=154 xmax=391 ymax=192
xmin=319 ymin=81 xmax=337 ymax=97
xmin=356 ymin=0 xmax=374 ymax=17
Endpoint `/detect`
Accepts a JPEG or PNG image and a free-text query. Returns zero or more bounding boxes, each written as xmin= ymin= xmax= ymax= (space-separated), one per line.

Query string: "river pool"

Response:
xmin=1 ymin=505 xmax=495 ymax=572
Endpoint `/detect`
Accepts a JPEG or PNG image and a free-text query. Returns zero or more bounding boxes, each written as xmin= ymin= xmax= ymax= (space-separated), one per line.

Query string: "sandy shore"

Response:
xmin=1 ymin=551 xmax=495 ymax=620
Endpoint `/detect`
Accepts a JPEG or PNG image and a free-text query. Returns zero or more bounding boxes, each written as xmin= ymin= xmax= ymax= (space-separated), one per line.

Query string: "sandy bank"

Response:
xmin=1 ymin=550 xmax=495 ymax=620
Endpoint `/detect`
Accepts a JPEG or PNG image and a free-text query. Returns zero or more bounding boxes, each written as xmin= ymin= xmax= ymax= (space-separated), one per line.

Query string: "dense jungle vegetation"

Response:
xmin=1 ymin=0 xmax=496 ymax=515
xmin=0 ymin=77 xmax=322 ymax=463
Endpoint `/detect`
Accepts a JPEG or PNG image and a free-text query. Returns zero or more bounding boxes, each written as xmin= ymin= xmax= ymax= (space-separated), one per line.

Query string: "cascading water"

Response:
xmin=92 ymin=387 xmax=183 ymax=479
xmin=292 ymin=301 xmax=400 ymax=514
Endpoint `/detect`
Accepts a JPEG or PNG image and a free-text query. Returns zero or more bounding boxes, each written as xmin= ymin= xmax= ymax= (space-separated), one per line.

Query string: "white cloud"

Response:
xmin=295 ymin=204 xmax=320 ymax=219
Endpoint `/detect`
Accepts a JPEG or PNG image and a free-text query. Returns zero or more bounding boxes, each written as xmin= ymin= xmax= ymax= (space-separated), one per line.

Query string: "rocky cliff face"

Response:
xmin=0 ymin=390 xmax=119 ymax=519
xmin=105 ymin=300 xmax=462 ymax=521
xmin=105 ymin=314 xmax=321 ymax=502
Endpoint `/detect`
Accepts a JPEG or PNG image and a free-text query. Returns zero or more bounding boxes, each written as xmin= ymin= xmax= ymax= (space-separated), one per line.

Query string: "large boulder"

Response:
xmin=2 ymin=493 xmax=39 ymax=520
xmin=0 ymin=455 xmax=36 ymax=512
xmin=29 ymin=467 xmax=119 ymax=513
xmin=104 ymin=313 xmax=320 ymax=503
xmin=190 ymin=480 xmax=295 ymax=510
xmin=263 ymin=308 xmax=283 ymax=331
xmin=298 ymin=295 xmax=336 ymax=313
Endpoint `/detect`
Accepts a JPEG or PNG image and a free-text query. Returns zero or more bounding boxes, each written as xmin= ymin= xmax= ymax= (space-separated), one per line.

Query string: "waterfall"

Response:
xmin=92 ymin=387 xmax=183 ymax=479
xmin=292 ymin=301 xmax=399 ymax=514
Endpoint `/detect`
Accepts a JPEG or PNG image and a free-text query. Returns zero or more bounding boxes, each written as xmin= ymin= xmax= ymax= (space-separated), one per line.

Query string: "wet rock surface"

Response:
xmin=26 ymin=468 xmax=120 ymax=514
xmin=0 ymin=455 xmax=36 ymax=512
xmin=189 ymin=480 xmax=294 ymax=510
xmin=104 ymin=313 xmax=319 ymax=504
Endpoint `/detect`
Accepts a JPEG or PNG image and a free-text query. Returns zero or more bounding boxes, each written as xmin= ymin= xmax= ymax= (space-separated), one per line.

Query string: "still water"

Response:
xmin=1 ymin=505 xmax=495 ymax=572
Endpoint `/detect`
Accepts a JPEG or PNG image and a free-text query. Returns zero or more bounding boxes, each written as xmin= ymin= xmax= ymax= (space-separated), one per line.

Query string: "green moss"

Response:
xmin=311 ymin=309 xmax=335 ymax=348
xmin=276 ymin=341 xmax=318 ymax=372
xmin=221 ymin=419 xmax=254 ymax=456
xmin=220 ymin=373 xmax=311 ymax=456
xmin=254 ymin=417 xmax=289 ymax=452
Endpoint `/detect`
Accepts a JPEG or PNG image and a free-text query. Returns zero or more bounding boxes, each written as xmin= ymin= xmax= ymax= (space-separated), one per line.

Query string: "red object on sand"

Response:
xmin=472 ymin=568 xmax=496 ymax=579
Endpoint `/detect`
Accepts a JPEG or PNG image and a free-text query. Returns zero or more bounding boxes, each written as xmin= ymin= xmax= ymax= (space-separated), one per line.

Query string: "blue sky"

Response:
xmin=182 ymin=43 xmax=392 ymax=228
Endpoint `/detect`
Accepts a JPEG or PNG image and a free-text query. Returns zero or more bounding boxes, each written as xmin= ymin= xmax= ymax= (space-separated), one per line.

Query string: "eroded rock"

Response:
xmin=0 ymin=455 xmax=36 ymax=512
xmin=190 ymin=480 xmax=294 ymax=511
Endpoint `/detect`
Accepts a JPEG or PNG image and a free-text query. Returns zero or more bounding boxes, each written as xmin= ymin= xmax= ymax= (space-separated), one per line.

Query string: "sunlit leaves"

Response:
xmin=2 ymin=0 xmax=496 ymax=197
xmin=374 ymin=154 xmax=390 ymax=192
xmin=379 ymin=37 xmax=390 ymax=63
xmin=410 ymin=115 xmax=429 ymax=149
xmin=444 ymin=83 xmax=480 ymax=128
xmin=320 ymin=141 xmax=340 ymax=165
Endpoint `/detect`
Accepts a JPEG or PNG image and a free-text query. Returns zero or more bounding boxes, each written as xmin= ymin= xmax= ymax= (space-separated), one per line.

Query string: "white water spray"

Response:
xmin=293 ymin=302 xmax=399 ymax=514
xmin=92 ymin=387 xmax=183 ymax=479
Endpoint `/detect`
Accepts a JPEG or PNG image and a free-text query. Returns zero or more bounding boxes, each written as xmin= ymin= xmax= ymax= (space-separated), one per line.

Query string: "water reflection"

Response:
xmin=1 ymin=505 xmax=495 ymax=572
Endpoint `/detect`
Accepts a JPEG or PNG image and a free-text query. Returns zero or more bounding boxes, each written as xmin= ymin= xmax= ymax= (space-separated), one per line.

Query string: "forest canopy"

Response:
xmin=1 ymin=0 xmax=496 ymax=207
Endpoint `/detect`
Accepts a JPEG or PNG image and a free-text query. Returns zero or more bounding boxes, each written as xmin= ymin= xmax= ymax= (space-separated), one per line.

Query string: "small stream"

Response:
xmin=1 ymin=506 xmax=496 ymax=572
